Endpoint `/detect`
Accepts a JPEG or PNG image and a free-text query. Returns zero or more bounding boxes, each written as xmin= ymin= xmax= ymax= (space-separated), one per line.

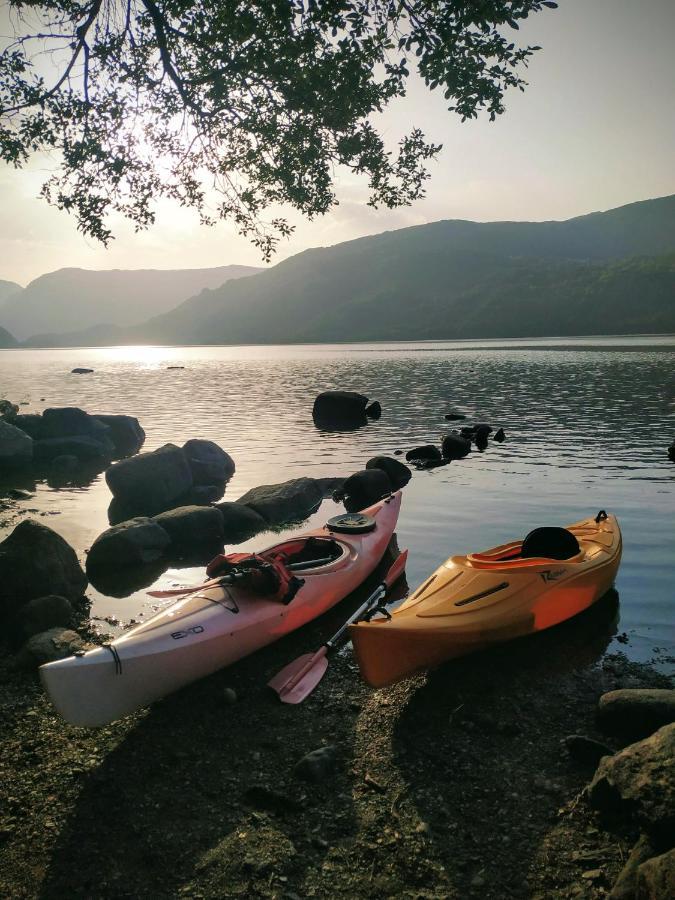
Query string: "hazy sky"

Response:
xmin=1 ymin=0 xmax=674 ymax=285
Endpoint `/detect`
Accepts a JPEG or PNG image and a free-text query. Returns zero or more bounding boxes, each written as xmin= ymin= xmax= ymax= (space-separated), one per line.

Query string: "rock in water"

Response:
xmin=237 ymin=478 xmax=323 ymax=525
xmin=0 ymin=521 xmax=87 ymax=621
xmin=588 ymin=723 xmax=675 ymax=847
xmin=365 ymin=401 xmax=382 ymax=419
xmin=0 ymin=420 xmax=33 ymax=466
xmin=366 ymin=456 xmax=411 ymax=490
xmin=33 ymin=436 xmax=113 ymax=463
xmin=105 ymin=443 xmax=193 ymax=516
xmin=214 ymin=502 xmax=267 ymax=543
xmin=0 ymin=399 xmax=19 ymax=421
xmin=71 ymin=367 xmax=94 ymax=374
xmin=598 ymin=689 xmax=675 ymax=740
xmin=41 ymin=407 xmax=105 ymax=438
xmin=494 ymin=428 xmax=506 ymax=442
xmin=312 ymin=391 xmax=369 ymax=429
xmin=405 ymin=445 xmax=442 ymax=463
xmin=441 ymin=433 xmax=471 ymax=460
xmin=87 ymin=517 xmax=171 ymax=570
xmin=12 ymin=414 xmax=44 ymax=439
xmin=154 ymin=505 xmax=225 ymax=549
xmin=182 ymin=439 xmax=235 ymax=484
xmin=339 ymin=468 xmax=392 ymax=513
xmin=92 ymin=414 xmax=145 ymax=457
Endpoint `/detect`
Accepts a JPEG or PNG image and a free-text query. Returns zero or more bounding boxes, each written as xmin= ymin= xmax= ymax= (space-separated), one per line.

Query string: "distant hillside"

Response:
xmin=0 ymin=325 xmax=18 ymax=348
xmin=1 ymin=265 xmax=262 ymax=340
xmin=21 ymin=194 xmax=675 ymax=346
xmin=0 ymin=280 xmax=22 ymax=308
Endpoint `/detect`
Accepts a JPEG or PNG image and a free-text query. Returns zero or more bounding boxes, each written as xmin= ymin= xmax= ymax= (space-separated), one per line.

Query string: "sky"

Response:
xmin=1 ymin=0 xmax=674 ymax=286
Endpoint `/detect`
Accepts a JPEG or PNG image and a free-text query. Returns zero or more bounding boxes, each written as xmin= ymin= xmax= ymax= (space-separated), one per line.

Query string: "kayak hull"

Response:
xmin=41 ymin=492 xmax=401 ymax=726
xmin=350 ymin=512 xmax=621 ymax=688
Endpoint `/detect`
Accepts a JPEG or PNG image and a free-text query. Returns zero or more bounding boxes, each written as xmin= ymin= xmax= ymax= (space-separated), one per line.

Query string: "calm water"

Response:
xmin=1 ymin=337 xmax=674 ymax=670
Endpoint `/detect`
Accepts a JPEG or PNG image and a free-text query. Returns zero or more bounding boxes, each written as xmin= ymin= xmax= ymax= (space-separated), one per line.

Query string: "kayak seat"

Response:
xmin=281 ymin=536 xmax=343 ymax=566
xmin=520 ymin=527 xmax=580 ymax=561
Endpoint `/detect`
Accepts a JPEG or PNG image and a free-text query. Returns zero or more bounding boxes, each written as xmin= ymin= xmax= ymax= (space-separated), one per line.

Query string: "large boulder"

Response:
xmin=0 ymin=419 xmax=33 ymax=466
xmin=87 ymin=517 xmax=171 ymax=570
xmin=237 ymin=477 xmax=323 ymax=525
xmin=312 ymin=391 xmax=369 ymax=429
xmin=105 ymin=443 xmax=194 ymax=516
xmin=636 ymin=847 xmax=675 ymax=898
xmin=154 ymin=505 xmax=225 ymax=550
xmin=92 ymin=414 xmax=145 ymax=457
xmin=441 ymin=433 xmax=471 ymax=460
xmin=12 ymin=413 xmax=44 ymax=439
xmin=366 ymin=456 xmax=411 ymax=490
xmin=42 ymin=407 xmax=107 ymax=439
xmin=588 ymin=723 xmax=675 ymax=847
xmin=338 ymin=469 xmax=392 ymax=512
xmin=182 ymin=439 xmax=235 ymax=485
xmin=11 ymin=595 xmax=73 ymax=643
xmin=0 ymin=520 xmax=87 ymax=621
xmin=33 ymin=435 xmax=112 ymax=463
xmin=214 ymin=502 xmax=268 ymax=543
xmin=598 ymin=689 xmax=675 ymax=740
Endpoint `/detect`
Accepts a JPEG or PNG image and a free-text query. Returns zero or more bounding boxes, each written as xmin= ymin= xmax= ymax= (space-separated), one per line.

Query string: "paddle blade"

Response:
xmin=384 ymin=549 xmax=408 ymax=590
xmin=267 ymin=651 xmax=329 ymax=704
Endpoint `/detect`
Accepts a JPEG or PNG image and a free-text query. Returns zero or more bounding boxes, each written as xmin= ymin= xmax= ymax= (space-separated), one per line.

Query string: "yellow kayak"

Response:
xmin=350 ymin=511 xmax=622 ymax=688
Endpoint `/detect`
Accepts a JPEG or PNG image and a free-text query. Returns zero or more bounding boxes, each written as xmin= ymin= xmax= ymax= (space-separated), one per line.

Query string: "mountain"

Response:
xmin=0 ymin=280 xmax=22 ymax=308
xmin=132 ymin=194 xmax=675 ymax=344
xmin=0 ymin=325 xmax=18 ymax=348
xmin=0 ymin=265 xmax=262 ymax=340
xmin=22 ymin=194 xmax=675 ymax=346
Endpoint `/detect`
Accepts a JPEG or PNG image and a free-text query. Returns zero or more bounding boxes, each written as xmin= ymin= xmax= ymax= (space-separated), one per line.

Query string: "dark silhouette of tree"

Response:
xmin=1 ymin=1 xmax=557 ymax=257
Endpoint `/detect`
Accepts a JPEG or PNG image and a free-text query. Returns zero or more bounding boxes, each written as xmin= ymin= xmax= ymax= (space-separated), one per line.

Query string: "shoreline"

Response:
xmin=1 ymin=587 xmax=671 ymax=899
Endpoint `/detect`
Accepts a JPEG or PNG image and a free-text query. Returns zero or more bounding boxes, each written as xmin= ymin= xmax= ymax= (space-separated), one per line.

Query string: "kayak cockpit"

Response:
xmin=268 ymin=536 xmax=347 ymax=571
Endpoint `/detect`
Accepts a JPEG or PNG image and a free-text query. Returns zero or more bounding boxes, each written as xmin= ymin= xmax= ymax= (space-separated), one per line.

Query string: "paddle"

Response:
xmin=268 ymin=549 xmax=408 ymax=704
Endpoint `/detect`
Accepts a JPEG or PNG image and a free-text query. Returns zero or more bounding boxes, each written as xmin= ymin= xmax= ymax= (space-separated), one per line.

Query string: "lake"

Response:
xmin=1 ymin=336 xmax=674 ymax=671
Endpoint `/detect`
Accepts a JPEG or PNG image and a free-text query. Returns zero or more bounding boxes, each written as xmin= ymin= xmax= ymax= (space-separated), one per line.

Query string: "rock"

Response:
xmin=405 ymin=445 xmax=442 ymax=463
xmin=474 ymin=423 xmax=493 ymax=434
xmin=494 ymin=428 xmax=506 ymax=442
xmin=312 ymin=391 xmax=369 ymax=428
xmin=0 ymin=520 xmax=87 ymax=621
xmin=237 ymin=477 xmax=323 ymax=525
xmin=12 ymin=413 xmax=44 ymax=439
xmin=636 ymin=847 xmax=675 ymax=899
xmin=563 ymin=734 xmax=615 ymax=767
xmin=71 ymin=367 xmax=94 ymax=374
xmin=445 ymin=412 xmax=466 ymax=420
xmin=7 ymin=489 xmax=32 ymax=500
xmin=338 ymin=468 xmax=392 ymax=512
xmin=86 ymin=517 xmax=171 ymax=570
xmin=668 ymin=442 xmax=675 ymax=462
xmin=365 ymin=401 xmax=382 ymax=419
xmin=588 ymin=723 xmax=675 ymax=847
xmin=50 ymin=454 xmax=80 ymax=474
xmin=214 ymin=502 xmax=267 ymax=542
xmin=366 ymin=455 xmax=412 ymax=490
xmin=0 ymin=399 xmax=19 ymax=421
xmin=17 ymin=628 xmax=85 ymax=668
xmin=105 ymin=443 xmax=194 ymax=516
xmin=243 ymin=785 xmax=301 ymax=815
xmin=294 ymin=745 xmax=338 ymax=784
xmin=11 ymin=595 xmax=73 ymax=642
xmin=474 ymin=424 xmax=492 ymax=449
xmin=609 ymin=834 xmax=655 ymax=900
xmin=182 ymin=439 xmax=235 ymax=485
xmin=183 ymin=484 xmax=225 ymax=505
xmin=41 ymin=407 xmax=106 ymax=438
xmin=222 ymin=687 xmax=237 ymax=705
xmin=154 ymin=505 xmax=225 ymax=551
xmin=0 ymin=420 xmax=33 ymax=465
xmin=167 ymin=366 xmax=185 ymax=370
xmin=33 ymin=436 xmax=113 ymax=463
xmin=92 ymin=414 xmax=145 ymax=456
xmin=598 ymin=689 xmax=675 ymax=740
xmin=315 ymin=476 xmax=347 ymax=498
xmin=460 ymin=426 xmax=476 ymax=439
xmin=441 ymin=433 xmax=471 ymax=459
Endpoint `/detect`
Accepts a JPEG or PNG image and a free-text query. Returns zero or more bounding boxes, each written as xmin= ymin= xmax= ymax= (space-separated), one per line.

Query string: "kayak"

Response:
xmin=350 ymin=510 xmax=621 ymax=688
xmin=41 ymin=491 xmax=401 ymax=726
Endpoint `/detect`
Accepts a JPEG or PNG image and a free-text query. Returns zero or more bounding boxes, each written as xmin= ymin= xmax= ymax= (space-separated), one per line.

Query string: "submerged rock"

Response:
xmin=445 ymin=412 xmax=466 ymax=421
xmin=105 ymin=443 xmax=193 ymax=516
xmin=0 ymin=520 xmax=87 ymax=621
xmin=237 ymin=477 xmax=323 ymax=525
xmin=0 ymin=419 xmax=33 ymax=466
xmin=87 ymin=517 xmax=171 ymax=570
xmin=598 ymin=689 xmax=675 ymax=740
xmin=366 ymin=456 xmax=411 ymax=490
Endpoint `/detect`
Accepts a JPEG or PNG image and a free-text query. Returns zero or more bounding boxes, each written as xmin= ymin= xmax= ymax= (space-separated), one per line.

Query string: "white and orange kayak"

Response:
xmin=350 ymin=510 xmax=621 ymax=688
xmin=41 ymin=491 xmax=401 ymax=726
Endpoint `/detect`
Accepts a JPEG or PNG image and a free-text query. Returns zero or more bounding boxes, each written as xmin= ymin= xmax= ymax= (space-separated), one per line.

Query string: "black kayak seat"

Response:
xmin=520 ymin=526 xmax=580 ymax=561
